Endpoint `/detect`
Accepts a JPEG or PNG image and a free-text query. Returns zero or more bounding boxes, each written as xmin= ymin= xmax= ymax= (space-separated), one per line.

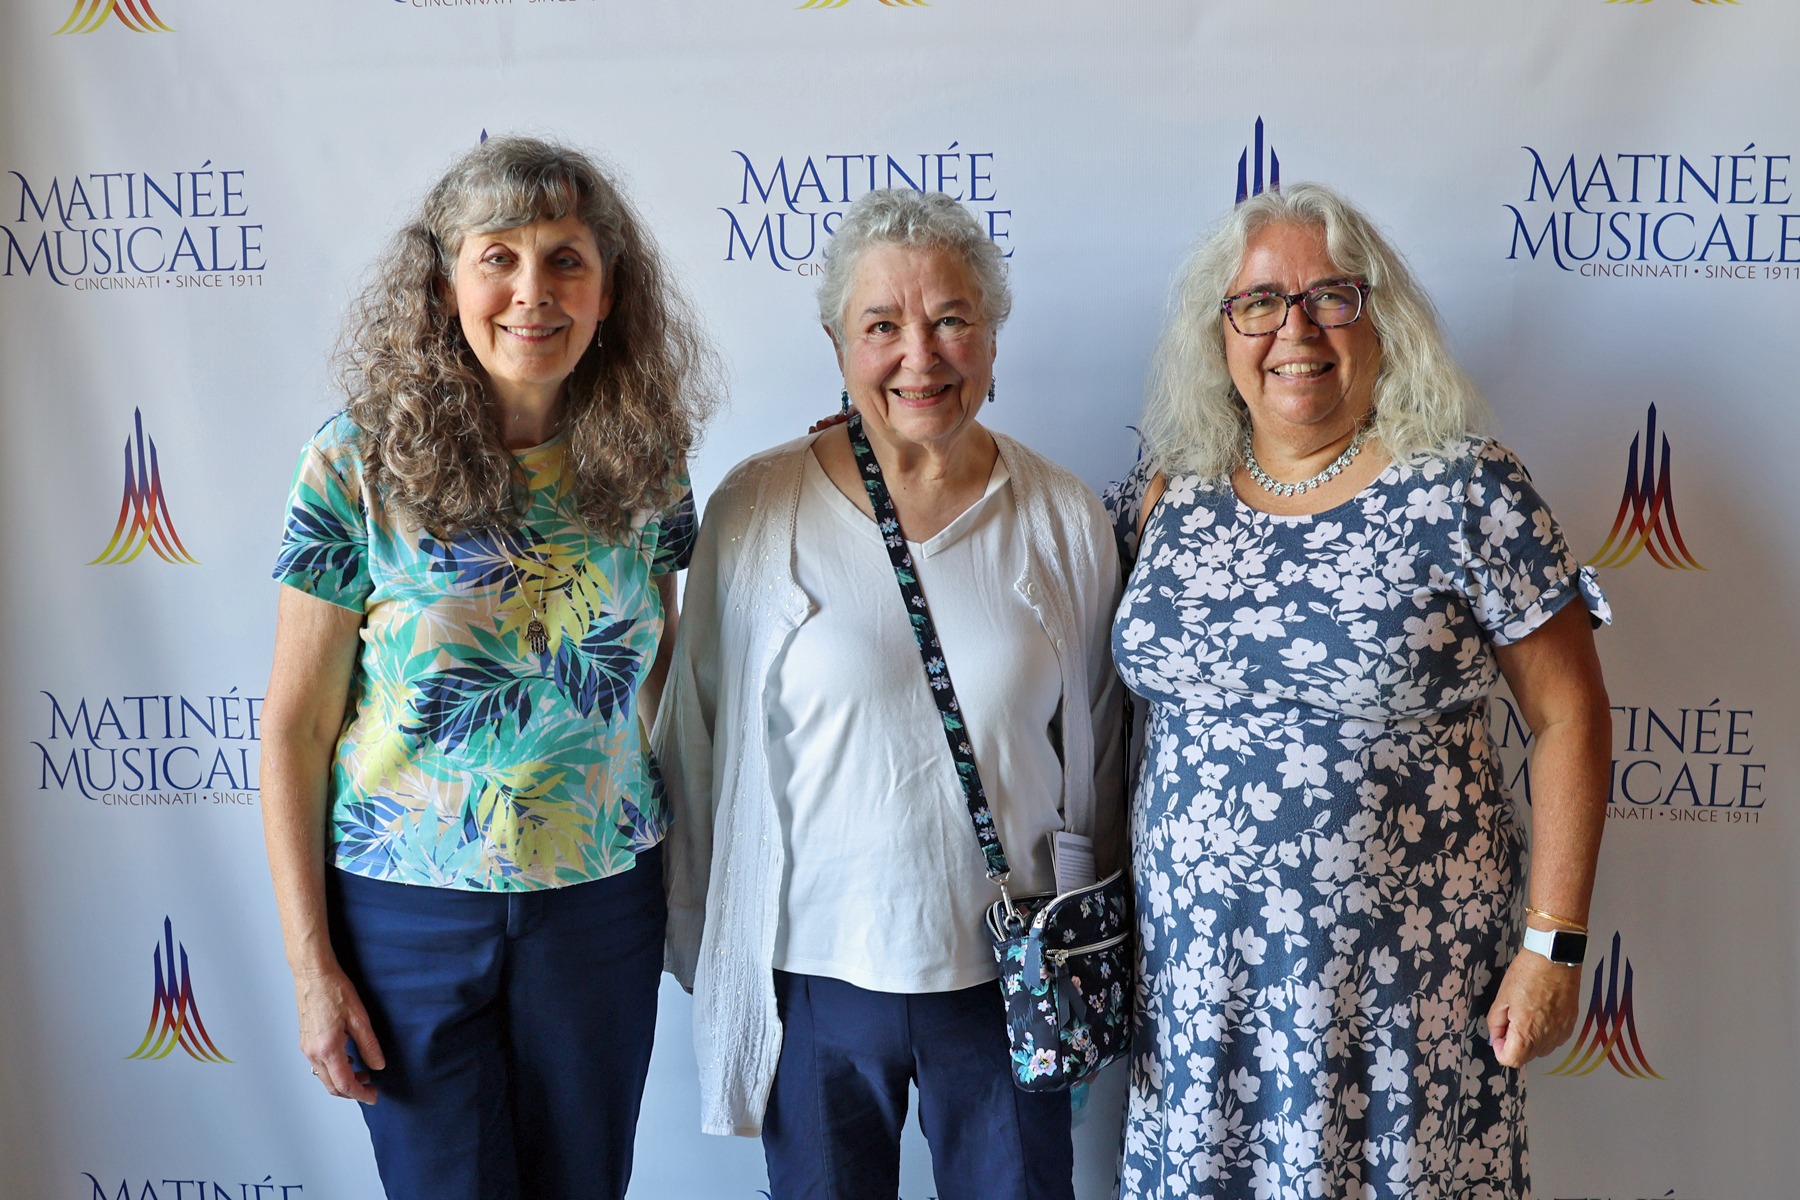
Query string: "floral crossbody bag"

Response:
xmin=847 ymin=414 xmax=1132 ymax=1092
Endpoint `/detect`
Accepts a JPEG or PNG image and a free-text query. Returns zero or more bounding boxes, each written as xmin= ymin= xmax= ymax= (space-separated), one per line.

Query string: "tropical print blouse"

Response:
xmin=272 ymin=413 xmax=694 ymax=891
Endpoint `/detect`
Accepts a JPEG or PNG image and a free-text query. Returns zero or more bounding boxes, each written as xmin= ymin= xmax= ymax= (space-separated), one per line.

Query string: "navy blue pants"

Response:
xmin=762 ymin=971 xmax=1073 ymax=1200
xmin=327 ymin=845 xmax=665 ymax=1200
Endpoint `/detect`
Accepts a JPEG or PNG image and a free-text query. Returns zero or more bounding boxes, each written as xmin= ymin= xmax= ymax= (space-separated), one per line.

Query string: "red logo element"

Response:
xmin=1586 ymin=403 xmax=1703 ymax=570
xmin=1546 ymin=932 xmax=1661 ymax=1079
xmin=90 ymin=409 xmax=199 ymax=566
xmin=55 ymin=0 xmax=174 ymax=34
xmin=127 ymin=917 xmax=231 ymax=1063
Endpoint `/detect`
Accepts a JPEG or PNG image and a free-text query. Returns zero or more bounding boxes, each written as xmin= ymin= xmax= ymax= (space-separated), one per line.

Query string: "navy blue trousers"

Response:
xmin=762 ymin=971 xmax=1073 ymax=1200
xmin=327 ymin=845 xmax=664 ymax=1200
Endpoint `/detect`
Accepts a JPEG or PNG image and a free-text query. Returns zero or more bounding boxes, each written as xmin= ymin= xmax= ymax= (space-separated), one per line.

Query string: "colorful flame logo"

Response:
xmin=1586 ymin=403 xmax=1703 ymax=570
xmin=55 ymin=0 xmax=174 ymax=34
xmin=127 ymin=917 xmax=231 ymax=1064
xmin=797 ymin=0 xmax=927 ymax=8
xmin=1237 ymin=117 xmax=1280 ymax=205
xmin=1546 ymin=932 xmax=1662 ymax=1079
xmin=89 ymin=409 xmax=199 ymax=566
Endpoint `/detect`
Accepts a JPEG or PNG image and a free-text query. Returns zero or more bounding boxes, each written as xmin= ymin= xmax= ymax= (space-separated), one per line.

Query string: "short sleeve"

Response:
xmin=1457 ymin=442 xmax=1611 ymax=646
xmin=271 ymin=423 xmax=372 ymax=612
xmin=1102 ymin=454 xmax=1155 ymax=570
xmin=651 ymin=474 xmax=697 ymax=576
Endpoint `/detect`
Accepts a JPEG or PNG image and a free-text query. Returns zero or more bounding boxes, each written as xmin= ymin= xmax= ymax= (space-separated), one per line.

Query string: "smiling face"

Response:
xmin=833 ymin=242 xmax=996 ymax=455
xmin=444 ymin=214 xmax=612 ymax=417
xmin=1223 ymin=221 xmax=1381 ymax=444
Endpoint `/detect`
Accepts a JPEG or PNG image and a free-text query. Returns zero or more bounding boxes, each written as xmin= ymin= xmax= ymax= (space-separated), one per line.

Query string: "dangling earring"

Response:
xmin=986 ymin=378 xmax=996 ymax=405
xmin=594 ymin=318 xmax=605 ymax=350
xmin=840 ymin=388 xmax=851 ymax=416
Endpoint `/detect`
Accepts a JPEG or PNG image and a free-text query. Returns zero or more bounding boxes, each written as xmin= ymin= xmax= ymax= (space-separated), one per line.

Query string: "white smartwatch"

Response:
xmin=1521 ymin=925 xmax=1588 ymax=967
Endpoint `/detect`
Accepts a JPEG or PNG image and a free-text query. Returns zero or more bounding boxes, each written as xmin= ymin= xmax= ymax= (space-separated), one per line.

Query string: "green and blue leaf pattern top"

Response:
xmin=272 ymin=413 xmax=694 ymax=891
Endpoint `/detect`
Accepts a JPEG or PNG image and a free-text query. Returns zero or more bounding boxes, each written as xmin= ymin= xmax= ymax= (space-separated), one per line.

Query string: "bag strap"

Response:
xmin=847 ymin=414 xmax=1012 ymax=886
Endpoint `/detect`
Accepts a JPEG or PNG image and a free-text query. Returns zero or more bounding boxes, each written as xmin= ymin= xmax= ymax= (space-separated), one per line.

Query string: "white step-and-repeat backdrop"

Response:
xmin=2 ymin=2 xmax=1795 ymax=1198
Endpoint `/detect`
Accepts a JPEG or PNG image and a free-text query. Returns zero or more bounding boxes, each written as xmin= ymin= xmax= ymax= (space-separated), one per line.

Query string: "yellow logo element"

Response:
xmin=127 ymin=918 xmax=231 ymax=1064
xmin=798 ymin=0 xmax=927 ymax=8
xmin=90 ymin=409 xmax=200 ymax=566
xmin=56 ymin=0 xmax=174 ymax=34
xmin=1587 ymin=403 xmax=1703 ymax=571
xmin=1547 ymin=933 xmax=1661 ymax=1079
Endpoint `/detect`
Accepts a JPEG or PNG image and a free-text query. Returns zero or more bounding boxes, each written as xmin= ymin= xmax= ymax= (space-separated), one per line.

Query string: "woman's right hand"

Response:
xmin=808 ymin=408 xmax=851 ymax=434
xmin=262 ymin=588 xmax=377 ymax=1102
xmin=293 ymin=962 xmax=385 ymax=1104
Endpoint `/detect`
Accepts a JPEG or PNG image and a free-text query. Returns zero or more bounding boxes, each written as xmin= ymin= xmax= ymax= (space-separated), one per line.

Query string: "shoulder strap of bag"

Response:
xmin=846 ymin=414 xmax=1011 ymax=886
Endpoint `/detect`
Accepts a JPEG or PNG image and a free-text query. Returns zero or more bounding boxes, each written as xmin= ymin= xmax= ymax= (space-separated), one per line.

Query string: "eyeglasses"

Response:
xmin=1220 ymin=281 xmax=1370 ymax=337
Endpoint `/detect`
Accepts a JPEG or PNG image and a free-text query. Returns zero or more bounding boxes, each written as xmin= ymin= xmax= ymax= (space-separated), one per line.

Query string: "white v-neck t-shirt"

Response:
xmin=766 ymin=450 xmax=1065 ymax=992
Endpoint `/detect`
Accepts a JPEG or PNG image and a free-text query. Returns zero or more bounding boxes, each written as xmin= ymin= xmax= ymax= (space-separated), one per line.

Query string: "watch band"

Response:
xmin=1521 ymin=924 xmax=1589 ymax=966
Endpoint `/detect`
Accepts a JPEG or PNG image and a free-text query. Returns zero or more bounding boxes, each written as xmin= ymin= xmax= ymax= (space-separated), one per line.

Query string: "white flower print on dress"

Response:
xmin=1106 ymin=439 xmax=1610 ymax=1199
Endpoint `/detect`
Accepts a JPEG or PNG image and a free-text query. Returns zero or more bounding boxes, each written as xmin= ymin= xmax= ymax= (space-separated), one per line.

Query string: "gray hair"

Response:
xmin=1141 ymin=181 xmax=1488 ymax=482
xmin=428 ymin=135 xmax=627 ymax=273
xmin=340 ymin=134 xmax=717 ymax=537
xmin=816 ymin=188 xmax=1012 ymax=339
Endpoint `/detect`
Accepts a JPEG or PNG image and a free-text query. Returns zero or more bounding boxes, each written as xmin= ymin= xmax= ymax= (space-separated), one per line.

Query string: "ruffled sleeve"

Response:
xmin=1456 ymin=441 xmax=1611 ymax=646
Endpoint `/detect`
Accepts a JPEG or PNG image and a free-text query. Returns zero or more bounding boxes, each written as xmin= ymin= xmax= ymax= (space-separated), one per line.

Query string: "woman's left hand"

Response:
xmin=1488 ymin=602 xmax=1610 ymax=1071
xmin=1486 ymin=950 xmax=1582 ymax=1068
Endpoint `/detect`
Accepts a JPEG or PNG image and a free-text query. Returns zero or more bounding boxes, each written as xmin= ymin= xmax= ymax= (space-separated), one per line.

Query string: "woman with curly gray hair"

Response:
xmin=1110 ymin=182 xmax=1611 ymax=1198
xmin=661 ymin=188 xmax=1124 ymax=1199
xmin=259 ymin=134 xmax=715 ymax=1200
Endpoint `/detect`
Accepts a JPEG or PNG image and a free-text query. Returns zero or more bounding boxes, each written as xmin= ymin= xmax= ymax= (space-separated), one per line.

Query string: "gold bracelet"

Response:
xmin=1525 ymin=906 xmax=1588 ymax=932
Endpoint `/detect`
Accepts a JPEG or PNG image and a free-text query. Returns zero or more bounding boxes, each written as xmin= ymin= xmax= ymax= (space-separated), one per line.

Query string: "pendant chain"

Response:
xmin=507 ymin=547 xmax=553 ymax=656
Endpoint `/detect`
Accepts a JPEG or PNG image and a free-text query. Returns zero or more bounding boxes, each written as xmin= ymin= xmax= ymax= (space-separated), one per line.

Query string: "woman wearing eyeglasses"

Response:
xmin=1109 ymin=183 xmax=1612 ymax=1199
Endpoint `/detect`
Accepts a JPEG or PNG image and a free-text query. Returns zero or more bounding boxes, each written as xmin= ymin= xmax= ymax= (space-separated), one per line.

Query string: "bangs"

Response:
xmin=455 ymin=172 xmax=584 ymax=240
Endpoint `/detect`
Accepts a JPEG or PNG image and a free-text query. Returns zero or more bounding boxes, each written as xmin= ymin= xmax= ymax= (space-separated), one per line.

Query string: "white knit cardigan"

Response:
xmin=655 ymin=430 xmax=1126 ymax=1137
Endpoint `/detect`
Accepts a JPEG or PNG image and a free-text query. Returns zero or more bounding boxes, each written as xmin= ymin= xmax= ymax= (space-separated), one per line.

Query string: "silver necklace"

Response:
xmin=1241 ymin=421 xmax=1374 ymax=498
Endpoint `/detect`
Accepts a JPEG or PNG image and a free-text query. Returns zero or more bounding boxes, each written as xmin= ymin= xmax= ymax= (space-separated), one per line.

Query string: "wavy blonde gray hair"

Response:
xmin=339 ymin=134 xmax=718 ymax=537
xmin=1142 ymin=182 xmax=1487 ymax=481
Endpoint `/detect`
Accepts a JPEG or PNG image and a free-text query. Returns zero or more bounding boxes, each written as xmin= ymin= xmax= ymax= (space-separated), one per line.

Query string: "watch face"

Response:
xmin=1550 ymin=930 xmax=1589 ymax=965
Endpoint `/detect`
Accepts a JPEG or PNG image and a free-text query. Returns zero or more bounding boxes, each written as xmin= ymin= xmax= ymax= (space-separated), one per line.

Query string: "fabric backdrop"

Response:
xmin=2 ymin=2 xmax=1793 ymax=1197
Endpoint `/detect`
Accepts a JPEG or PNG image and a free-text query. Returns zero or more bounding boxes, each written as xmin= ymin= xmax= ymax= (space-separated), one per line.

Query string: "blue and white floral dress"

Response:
xmin=1106 ymin=439 xmax=1608 ymax=1200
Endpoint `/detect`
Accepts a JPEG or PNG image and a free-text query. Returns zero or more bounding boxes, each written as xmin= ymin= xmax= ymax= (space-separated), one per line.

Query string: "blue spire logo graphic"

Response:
xmin=89 ymin=409 xmax=199 ymax=566
xmin=1547 ymin=932 xmax=1661 ymax=1079
xmin=1587 ymin=404 xmax=1704 ymax=571
xmin=1237 ymin=118 xmax=1280 ymax=204
xmin=126 ymin=918 xmax=231 ymax=1064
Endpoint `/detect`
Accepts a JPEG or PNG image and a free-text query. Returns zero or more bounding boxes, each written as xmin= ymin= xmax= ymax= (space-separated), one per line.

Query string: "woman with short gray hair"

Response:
xmin=260 ymin=134 xmax=715 ymax=1200
xmin=662 ymin=188 xmax=1123 ymax=1199
xmin=1111 ymin=182 xmax=1611 ymax=1198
